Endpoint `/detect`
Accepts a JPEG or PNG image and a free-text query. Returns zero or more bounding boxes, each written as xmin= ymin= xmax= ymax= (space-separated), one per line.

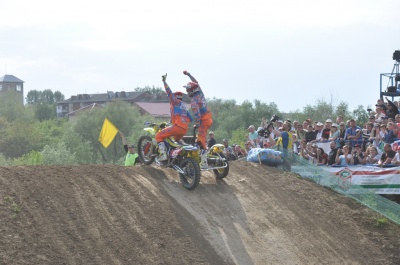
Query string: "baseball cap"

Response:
xmin=209 ymin=131 xmax=214 ymax=135
xmin=331 ymin=123 xmax=338 ymax=127
xmin=316 ymin=122 xmax=323 ymax=126
xmin=325 ymin=119 xmax=332 ymax=123
xmin=223 ymin=138 xmax=228 ymax=142
xmin=128 ymin=144 xmax=135 ymax=148
xmin=248 ymin=125 xmax=255 ymax=130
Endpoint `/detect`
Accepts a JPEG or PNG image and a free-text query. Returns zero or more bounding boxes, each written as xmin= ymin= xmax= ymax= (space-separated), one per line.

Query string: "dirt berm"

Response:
xmin=1 ymin=161 xmax=399 ymax=265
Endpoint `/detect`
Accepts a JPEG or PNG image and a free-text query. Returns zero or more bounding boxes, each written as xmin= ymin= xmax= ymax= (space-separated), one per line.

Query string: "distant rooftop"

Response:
xmin=0 ymin=75 xmax=24 ymax=83
xmin=135 ymin=102 xmax=191 ymax=117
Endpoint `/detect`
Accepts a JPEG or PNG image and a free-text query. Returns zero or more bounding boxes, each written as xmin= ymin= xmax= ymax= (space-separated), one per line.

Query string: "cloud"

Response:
xmin=70 ymin=39 xmax=142 ymax=51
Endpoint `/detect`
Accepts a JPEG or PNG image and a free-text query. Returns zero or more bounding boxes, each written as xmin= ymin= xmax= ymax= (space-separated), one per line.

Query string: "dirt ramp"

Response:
xmin=0 ymin=165 xmax=224 ymax=265
xmin=154 ymin=161 xmax=400 ymax=265
xmin=1 ymin=163 xmax=400 ymax=265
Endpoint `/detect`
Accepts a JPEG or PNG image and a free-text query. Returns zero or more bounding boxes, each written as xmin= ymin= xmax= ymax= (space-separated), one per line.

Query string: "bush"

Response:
xmin=41 ymin=143 xmax=77 ymax=165
xmin=11 ymin=151 xmax=43 ymax=165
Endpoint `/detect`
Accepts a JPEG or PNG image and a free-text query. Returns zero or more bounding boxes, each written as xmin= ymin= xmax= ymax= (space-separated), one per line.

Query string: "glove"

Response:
xmin=183 ymin=70 xmax=190 ymax=76
xmin=162 ymin=73 xmax=167 ymax=82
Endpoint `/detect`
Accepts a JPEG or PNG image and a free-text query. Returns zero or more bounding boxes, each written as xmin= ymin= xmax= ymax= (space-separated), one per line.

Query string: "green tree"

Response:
xmin=11 ymin=151 xmax=43 ymax=165
xmin=41 ymin=143 xmax=77 ymax=165
xmin=41 ymin=89 xmax=55 ymax=104
xmin=0 ymin=153 xmax=9 ymax=166
xmin=208 ymin=98 xmax=279 ymax=142
xmin=26 ymin=90 xmax=42 ymax=105
xmin=288 ymin=98 xmax=350 ymax=124
xmin=0 ymin=120 xmax=43 ymax=158
xmin=352 ymin=105 xmax=369 ymax=126
xmin=72 ymin=101 xmax=151 ymax=163
xmin=0 ymin=91 xmax=34 ymax=122
xmin=26 ymin=89 xmax=65 ymax=120
xmin=134 ymin=86 xmax=165 ymax=97
xmin=35 ymin=104 xmax=56 ymax=121
xmin=54 ymin=90 xmax=65 ymax=102
xmin=61 ymin=126 xmax=94 ymax=164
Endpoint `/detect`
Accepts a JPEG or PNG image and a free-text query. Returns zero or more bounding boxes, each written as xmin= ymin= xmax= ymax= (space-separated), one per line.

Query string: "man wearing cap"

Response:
xmin=120 ymin=132 xmax=140 ymax=166
xmin=321 ymin=119 xmax=333 ymax=141
xmin=207 ymin=131 xmax=216 ymax=149
xmin=311 ymin=122 xmax=323 ymax=143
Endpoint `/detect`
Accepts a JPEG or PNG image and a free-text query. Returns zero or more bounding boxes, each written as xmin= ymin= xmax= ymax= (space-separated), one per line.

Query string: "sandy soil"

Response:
xmin=0 ymin=161 xmax=399 ymax=265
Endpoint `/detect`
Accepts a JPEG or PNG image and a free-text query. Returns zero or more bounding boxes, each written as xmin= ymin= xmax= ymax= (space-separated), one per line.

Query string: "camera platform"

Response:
xmin=380 ymin=51 xmax=400 ymax=101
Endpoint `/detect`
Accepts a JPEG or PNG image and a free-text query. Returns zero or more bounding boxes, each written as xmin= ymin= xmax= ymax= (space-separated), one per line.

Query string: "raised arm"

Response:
xmin=162 ymin=73 xmax=177 ymax=104
xmin=183 ymin=70 xmax=198 ymax=83
xmin=386 ymin=97 xmax=399 ymax=112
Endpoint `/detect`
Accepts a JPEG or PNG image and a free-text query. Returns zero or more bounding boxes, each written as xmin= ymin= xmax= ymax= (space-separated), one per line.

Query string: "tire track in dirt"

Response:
xmin=1 ymin=163 xmax=399 ymax=264
xmin=0 ymin=165 xmax=225 ymax=265
xmin=155 ymin=161 xmax=400 ymax=265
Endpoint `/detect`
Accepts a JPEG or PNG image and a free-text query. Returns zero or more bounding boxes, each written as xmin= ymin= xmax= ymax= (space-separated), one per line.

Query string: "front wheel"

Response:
xmin=213 ymin=153 xmax=229 ymax=179
xmin=137 ymin=135 xmax=156 ymax=165
xmin=179 ymin=158 xmax=201 ymax=190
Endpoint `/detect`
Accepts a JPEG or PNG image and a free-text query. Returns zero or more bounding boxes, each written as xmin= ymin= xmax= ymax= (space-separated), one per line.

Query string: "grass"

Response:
xmin=3 ymin=195 xmax=21 ymax=217
xmin=375 ymin=217 xmax=389 ymax=228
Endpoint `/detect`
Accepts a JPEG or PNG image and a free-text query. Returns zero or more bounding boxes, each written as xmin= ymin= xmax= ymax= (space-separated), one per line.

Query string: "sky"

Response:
xmin=1 ymin=0 xmax=399 ymax=113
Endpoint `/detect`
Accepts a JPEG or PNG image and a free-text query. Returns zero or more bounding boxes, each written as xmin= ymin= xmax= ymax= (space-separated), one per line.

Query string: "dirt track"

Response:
xmin=0 ymin=162 xmax=399 ymax=265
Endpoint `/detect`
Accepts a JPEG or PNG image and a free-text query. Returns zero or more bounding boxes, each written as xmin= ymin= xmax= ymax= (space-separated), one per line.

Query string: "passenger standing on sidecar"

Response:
xmin=183 ymin=70 xmax=213 ymax=169
xmin=156 ymin=73 xmax=193 ymax=161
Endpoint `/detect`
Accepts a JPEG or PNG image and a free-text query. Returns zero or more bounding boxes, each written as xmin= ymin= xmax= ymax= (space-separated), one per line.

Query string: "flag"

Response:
xmin=98 ymin=118 xmax=118 ymax=148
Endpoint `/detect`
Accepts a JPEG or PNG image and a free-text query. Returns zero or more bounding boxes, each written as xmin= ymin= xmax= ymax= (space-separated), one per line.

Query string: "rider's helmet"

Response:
xmin=183 ymin=82 xmax=199 ymax=97
xmin=173 ymin=91 xmax=184 ymax=100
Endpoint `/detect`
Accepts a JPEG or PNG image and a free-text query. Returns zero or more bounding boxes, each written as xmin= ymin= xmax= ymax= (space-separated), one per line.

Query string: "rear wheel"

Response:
xmin=213 ymin=153 xmax=229 ymax=179
xmin=137 ymin=135 xmax=156 ymax=165
xmin=179 ymin=158 xmax=201 ymax=190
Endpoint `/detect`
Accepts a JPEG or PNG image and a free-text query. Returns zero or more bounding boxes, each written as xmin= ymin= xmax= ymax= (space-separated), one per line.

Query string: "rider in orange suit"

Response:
xmin=183 ymin=70 xmax=213 ymax=168
xmin=156 ymin=73 xmax=193 ymax=161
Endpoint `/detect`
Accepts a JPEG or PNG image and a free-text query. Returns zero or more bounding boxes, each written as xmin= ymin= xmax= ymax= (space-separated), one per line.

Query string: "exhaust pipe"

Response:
xmin=172 ymin=164 xmax=185 ymax=174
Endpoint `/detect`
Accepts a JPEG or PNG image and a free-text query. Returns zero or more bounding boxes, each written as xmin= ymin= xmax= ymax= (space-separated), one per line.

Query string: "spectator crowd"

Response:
xmin=211 ymin=97 xmax=400 ymax=167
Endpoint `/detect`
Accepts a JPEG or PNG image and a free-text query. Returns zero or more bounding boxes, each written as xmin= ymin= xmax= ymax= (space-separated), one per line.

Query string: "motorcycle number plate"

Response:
xmin=170 ymin=148 xmax=182 ymax=158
